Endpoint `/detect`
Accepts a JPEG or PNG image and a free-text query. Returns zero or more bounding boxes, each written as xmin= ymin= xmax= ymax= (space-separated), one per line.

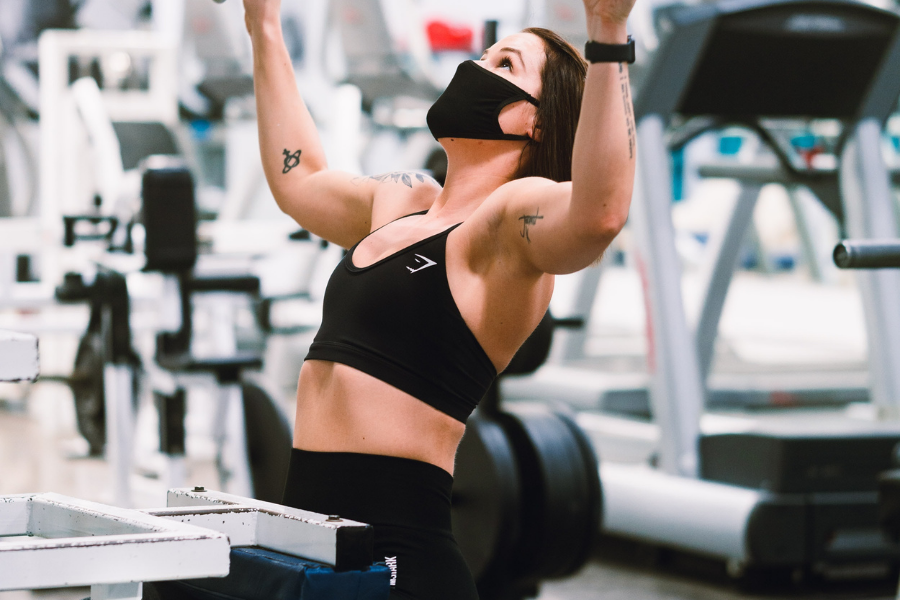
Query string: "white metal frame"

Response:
xmin=159 ymin=488 xmax=370 ymax=567
xmin=0 ymin=493 xmax=230 ymax=597
xmin=0 ymin=488 xmax=375 ymax=598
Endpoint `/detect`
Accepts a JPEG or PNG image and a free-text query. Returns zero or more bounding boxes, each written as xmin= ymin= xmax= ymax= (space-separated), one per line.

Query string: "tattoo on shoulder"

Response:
xmin=353 ymin=171 xmax=433 ymax=189
xmin=282 ymin=148 xmax=302 ymax=174
xmin=518 ymin=208 xmax=544 ymax=243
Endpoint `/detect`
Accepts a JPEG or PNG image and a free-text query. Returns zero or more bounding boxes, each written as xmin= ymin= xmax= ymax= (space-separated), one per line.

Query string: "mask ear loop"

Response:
xmin=493 ymin=94 xmax=541 ymax=141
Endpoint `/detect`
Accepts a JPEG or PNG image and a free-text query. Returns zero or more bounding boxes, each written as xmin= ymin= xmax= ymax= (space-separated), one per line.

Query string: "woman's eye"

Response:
xmin=499 ymin=58 xmax=512 ymax=70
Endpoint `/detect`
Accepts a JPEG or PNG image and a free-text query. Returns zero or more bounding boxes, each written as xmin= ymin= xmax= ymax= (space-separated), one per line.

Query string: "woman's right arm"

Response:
xmin=245 ymin=1 xmax=374 ymax=248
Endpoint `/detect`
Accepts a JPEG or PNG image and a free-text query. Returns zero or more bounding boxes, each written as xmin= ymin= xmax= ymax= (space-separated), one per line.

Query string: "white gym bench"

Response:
xmin=0 ymin=489 xmax=382 ymax=599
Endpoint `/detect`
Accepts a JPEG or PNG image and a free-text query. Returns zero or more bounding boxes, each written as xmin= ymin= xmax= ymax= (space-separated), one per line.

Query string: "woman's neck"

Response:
xmin=429 ymin=138 xmax=527 ymax=220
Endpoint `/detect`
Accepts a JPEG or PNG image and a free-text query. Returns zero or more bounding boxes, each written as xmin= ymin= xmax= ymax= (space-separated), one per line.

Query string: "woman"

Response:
xmin=243 ymin=0 xmax=636 ymax=597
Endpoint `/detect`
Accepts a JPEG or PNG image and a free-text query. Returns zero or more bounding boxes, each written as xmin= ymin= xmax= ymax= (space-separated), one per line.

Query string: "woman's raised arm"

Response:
xmin=244 ymin=0 xmax=374 ymax=248
xmin=483 ymin=2 xmax=637 ymax=275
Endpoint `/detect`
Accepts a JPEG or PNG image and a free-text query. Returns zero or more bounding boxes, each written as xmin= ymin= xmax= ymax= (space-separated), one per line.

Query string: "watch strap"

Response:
xmin=584 ymin=36 xmax=635 ymax=64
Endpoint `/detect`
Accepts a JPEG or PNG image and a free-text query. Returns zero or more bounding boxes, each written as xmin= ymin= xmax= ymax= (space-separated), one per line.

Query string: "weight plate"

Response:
xmin=242 ymin=383 xmax=294 ymax=503
xmin=70 ymin=332 xmax=106 ymax=456
xmin=504 ymin=410 xmax=601 ymax=579
xmin=452 ymin=414 xmax=522 ymax=580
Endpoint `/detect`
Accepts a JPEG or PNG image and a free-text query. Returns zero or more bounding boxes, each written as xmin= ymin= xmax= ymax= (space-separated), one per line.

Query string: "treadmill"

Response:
xmin=589 ymin=0 xmax=900 ymax=578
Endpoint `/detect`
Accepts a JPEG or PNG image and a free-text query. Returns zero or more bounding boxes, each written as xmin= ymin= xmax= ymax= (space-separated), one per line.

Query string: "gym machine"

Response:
xmin=589 ymin=0 xmax=900 ymax=580
xmin=141 ymin=163 xmax=293 ymax=503
xmin=55 ymin=262 xmax=143 ymax=507
xmin=453 ymin=312 xmax=601 ymax=600
xmin=0 ymin=488 xmax=390 ymax=600
xmin=51 ymin=160 xmax=295 ymax=506
xmin=834 ymin=240 xmax=900 ymax=598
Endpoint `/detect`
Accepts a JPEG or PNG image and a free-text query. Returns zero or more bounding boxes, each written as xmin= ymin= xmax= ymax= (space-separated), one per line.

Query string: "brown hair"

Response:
xmin=516 ymin=27 xmax=588 ymax=182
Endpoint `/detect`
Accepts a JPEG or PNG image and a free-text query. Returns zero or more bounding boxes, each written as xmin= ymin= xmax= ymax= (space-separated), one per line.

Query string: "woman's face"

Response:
xmin=477 ymin=32 xmax=546 ymax=141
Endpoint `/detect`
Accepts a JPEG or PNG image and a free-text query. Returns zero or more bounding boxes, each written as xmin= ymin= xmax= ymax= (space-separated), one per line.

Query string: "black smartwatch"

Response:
xmin=584 ymin=36 xmax=635 ymax=64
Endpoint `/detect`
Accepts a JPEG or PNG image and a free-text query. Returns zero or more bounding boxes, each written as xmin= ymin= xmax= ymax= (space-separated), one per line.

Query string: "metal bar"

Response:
xmin=104 ymin=363 xmax=134 ymax=507
xmin=0 ymin=495 xmax=32 ymax=536
xmin=787 ymin=186 xmax=822 ymax=281
xmin=145 ymin=507 xmax=259 ymax=547
xmin=166 ymin=489 xmax=371 ymax=567
xmin=630 ymin=115 xmax=705 ymax=476
xmin=839 ymin=119 xmax=900 ymax=418
xmin=214 ymin=384 xmax=253 ymax=498
xmin=558 ymin=264 xmax=604 ymax=362
xmin=600 ymin=462 xmax=762 ymax=562
xmin=90 ymin=582 xmax=142 ymax=600
xmin=0 ymin=493 xmax=230 ymax=591
xmin=694 ymin=183 xmax=762 ymax=382
xmin=834 ymin=240 xmax=900 ymax=269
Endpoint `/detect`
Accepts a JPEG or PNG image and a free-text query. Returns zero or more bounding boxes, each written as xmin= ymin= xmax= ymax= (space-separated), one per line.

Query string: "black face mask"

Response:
xmin=427 ymin=60 xmax=540 ymax=142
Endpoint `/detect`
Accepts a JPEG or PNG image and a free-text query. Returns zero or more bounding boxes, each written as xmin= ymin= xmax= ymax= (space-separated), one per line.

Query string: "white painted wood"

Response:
xmin=0 ymin=494 xmax=230 ymax=591
xmin=0 ymin=330 xmax=39 ymax=382
xmin=165 ymin=489 xmax=370 ymax=566
xmin=145 ymin=507 xmax=259 ymax=547
xmin=0 ymin=496 xmax=31 ymax=536
xmin=0 ymin=490 xmax=371 ymax=592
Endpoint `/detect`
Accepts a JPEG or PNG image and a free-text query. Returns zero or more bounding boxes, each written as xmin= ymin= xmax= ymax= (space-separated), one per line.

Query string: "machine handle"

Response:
xmin=833 ymin=240 xmax=900 ymax=269
xmin=62 ymin=215 xmax=118 ymax=247
xmin=187 ymin=274 xmax=261 ymax=294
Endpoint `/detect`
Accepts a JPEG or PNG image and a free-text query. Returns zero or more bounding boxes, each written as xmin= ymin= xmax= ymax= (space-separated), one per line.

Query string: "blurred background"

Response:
xmin=3 ymin=0 xmax=900 ymax=598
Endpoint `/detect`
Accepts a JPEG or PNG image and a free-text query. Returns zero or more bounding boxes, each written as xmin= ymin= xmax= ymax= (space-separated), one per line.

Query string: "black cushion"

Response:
xmin=146 ymin=547 xmax=390 ymax=600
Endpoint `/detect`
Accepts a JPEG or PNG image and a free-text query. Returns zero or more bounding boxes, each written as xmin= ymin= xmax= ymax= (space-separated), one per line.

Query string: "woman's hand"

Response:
xmin=583 ymin=0 xmax=635 ymax=28
xmin=242 ymin=0 xmax=282 ymax=35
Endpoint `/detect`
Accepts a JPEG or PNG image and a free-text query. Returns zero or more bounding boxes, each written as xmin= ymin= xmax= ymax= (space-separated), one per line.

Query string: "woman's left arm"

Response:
xmin=489 ymin=6 xmax=636 ymax=276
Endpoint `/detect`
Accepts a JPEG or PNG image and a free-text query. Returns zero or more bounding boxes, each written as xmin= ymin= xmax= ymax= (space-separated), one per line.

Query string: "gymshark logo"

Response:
xmin=385 ymin=556 xmax=398 ymax=585
xmin=407 ymin=254 xmax=436 ymax=273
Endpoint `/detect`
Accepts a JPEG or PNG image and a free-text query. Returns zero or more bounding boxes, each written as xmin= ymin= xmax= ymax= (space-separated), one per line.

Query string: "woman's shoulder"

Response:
xmin=501 ymin=175 xmax=559 ymax=192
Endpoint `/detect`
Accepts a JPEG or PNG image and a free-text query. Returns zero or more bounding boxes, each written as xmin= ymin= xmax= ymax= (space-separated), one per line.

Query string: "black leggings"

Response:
xmin=282 ymin=449 xmax=479 ymax=600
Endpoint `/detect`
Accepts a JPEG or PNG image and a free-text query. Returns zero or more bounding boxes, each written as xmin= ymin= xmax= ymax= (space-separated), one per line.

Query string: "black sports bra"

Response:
xmin=304 ymin=213 xmax=498 ymax=423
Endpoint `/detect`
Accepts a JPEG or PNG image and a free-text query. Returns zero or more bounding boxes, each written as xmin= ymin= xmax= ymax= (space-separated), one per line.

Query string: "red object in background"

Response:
xmin=426 ymin=20 xmax=474 ymax=52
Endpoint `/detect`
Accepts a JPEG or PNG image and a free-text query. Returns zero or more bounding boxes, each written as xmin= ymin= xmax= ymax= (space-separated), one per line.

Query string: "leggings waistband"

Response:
xmin=282 ymin=448 xmax=454 ymax=533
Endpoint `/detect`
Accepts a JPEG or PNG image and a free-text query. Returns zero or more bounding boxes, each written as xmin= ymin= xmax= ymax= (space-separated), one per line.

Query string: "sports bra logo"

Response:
xmin=407 ymin=254 xmax=437 ymax=273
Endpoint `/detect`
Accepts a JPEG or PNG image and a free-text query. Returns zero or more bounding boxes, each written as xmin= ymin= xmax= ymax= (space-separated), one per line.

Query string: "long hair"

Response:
xmin=515 ymin=28 xmax=588 ymax=183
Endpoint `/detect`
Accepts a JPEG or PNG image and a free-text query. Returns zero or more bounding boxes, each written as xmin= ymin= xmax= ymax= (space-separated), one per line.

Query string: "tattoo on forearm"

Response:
xmin=619 ymin=64 xmax=636 ymax=160
xmin=282 ymin=149 xmax=302 ymax=174
xmin=352 ymin=171 xmax=431 ymax=189
xmin=518 ymin=208 xmax=544 ymax=243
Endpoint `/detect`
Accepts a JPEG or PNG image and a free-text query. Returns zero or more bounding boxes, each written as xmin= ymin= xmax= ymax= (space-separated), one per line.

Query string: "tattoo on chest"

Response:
xmin=282 ymin=149 xmax=302 ymax=174
xmin=518 ymin=209 xmax=544 ymax=243
xmin=352 ymin=171 xmax=431 ymax=188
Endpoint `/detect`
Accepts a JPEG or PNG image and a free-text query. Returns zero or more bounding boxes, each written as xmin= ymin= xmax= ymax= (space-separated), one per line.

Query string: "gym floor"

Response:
xmin=1 ymin=382 xmax=896 ymax=600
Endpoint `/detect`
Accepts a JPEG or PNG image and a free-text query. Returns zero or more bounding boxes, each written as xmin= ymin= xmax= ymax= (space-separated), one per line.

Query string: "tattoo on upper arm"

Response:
xmin=352 ymin=171 xmax=432 ymax=189
xmin=619 ymin=64 xmax=636 ymax=160
xmin=282 ymin=149 xmax=302 ymax=174
xmin=518 ymin=208 xmax=544 ymax=243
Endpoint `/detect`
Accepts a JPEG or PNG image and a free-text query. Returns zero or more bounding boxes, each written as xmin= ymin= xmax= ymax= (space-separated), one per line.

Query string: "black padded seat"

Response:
xmin=145 ymin=547 xmax=391 ymax=600
xmin=187 ymin=274 xmax=261 ymax=294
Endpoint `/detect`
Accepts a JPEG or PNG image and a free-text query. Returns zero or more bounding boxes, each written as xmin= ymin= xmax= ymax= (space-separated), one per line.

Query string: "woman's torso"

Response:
xmin=293 ymin=189 xmax=554 ymax=475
